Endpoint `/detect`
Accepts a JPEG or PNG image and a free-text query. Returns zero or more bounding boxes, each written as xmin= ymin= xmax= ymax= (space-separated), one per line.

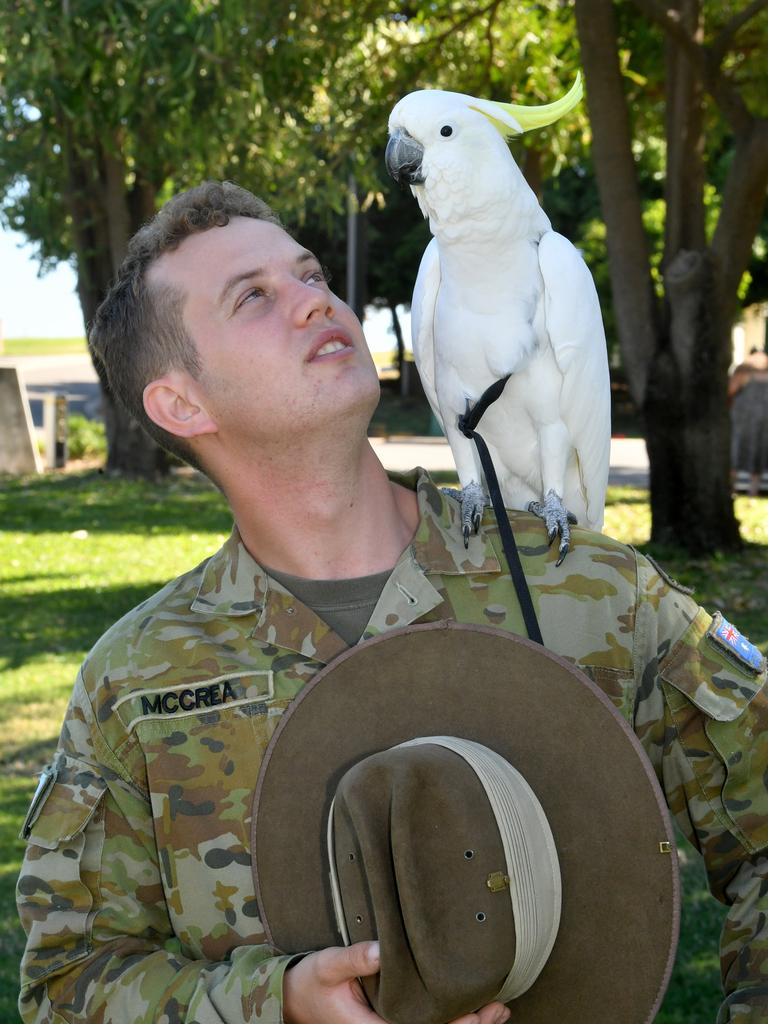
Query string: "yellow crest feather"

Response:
xmin=468 ymin=72 xmax=583 ymax=139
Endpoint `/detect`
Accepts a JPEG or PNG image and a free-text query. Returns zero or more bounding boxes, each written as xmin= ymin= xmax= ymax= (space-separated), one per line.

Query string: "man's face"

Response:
xmin=148 ymin=216 xmax=379 ymax=453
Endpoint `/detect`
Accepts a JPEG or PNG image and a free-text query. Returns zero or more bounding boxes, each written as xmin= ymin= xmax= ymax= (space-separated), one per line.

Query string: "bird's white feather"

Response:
xmin=410 ymin=238 xmax=445 ymax=433
xmin=538 ymin=232 xmax=611 ymax=529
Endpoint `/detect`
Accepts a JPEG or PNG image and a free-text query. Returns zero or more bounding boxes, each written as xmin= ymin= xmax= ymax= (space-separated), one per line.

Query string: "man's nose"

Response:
xmin=291 ymin=278 xmax=334 ymax=323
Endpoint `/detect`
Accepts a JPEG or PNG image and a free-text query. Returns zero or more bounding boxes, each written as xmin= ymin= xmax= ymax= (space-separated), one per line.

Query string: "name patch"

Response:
xmin=708 ymin=614 xmax=765 ymax=674
xmin=141 ymin=679 xmax=237 ymax=716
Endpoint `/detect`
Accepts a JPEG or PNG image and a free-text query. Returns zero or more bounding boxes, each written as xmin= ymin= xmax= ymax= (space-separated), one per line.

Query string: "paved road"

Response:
xmin=370 ymin=436 xmax=650 ymax=488
xmin=0 ymin=354 xmax=101 ymax=424
xmin=2 ymin=354 xmax=650 ymax=486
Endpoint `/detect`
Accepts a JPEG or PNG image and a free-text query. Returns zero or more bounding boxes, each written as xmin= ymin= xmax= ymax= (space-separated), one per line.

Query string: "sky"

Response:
xmin=0 ymin=227 xmax=409 ymax=351
xmin=0 ymin=228 xmax=85 ymax=338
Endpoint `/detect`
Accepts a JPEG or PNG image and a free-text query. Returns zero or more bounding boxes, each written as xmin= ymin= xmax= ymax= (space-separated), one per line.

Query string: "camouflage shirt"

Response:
xmin=17 ymin=469 xmax=768 ymax=1024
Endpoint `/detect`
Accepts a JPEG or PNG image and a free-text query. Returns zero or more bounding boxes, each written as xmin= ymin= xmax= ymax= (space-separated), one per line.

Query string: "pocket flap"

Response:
xmin=660 ymin=608 xmax=766 ymax=722
xmin=21 ymin=756 xmax=107 ymax=851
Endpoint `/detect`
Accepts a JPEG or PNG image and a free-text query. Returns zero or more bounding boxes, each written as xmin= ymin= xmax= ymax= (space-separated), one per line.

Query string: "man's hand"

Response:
xmin=283 ymin=940 xmax=512 ymax=1024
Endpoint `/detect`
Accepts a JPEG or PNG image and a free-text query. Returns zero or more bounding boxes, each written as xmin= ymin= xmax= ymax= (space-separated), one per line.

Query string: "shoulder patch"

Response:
xmin=645 ymin=555 xmax=694 ymax=596
xmin=707 ymin=613 xmax=766 ymax=675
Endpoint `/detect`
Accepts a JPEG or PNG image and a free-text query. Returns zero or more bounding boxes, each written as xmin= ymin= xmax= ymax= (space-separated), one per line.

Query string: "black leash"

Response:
xmin=457 ymin=377 xmax=544 ymax=646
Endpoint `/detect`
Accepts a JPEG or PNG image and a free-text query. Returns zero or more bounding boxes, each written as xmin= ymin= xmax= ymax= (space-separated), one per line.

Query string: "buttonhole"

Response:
xmin=348 ymin=853 xmax=355 ymax=861
xmin=396 ymin=583 xmax=418 ymax=606
xmin=356 ymin=915 xmax=363 ymax=924
xmin=476 ymin=912 xmax=486 ymax=923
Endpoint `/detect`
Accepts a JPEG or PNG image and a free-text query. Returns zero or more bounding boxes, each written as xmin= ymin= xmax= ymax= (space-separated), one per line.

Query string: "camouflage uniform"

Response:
xmin=17 ymin=469 xmax=768 ymax=1024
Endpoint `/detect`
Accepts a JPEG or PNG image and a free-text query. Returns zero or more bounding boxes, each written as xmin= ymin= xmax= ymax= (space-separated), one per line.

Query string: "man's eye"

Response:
xmin=307 ymin=267 xmax=330 ymax=284
xmin=238 ymin=287 xmax=264 ymax=307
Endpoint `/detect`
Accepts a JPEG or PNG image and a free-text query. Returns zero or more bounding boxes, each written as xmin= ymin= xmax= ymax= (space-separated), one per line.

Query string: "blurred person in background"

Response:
xmin=729 ymin=345 xmax=768 ymax=496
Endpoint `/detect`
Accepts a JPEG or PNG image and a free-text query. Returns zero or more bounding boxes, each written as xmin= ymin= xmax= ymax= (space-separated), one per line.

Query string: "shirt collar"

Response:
xmin=191 ymin=467 xmax=500 ymax=628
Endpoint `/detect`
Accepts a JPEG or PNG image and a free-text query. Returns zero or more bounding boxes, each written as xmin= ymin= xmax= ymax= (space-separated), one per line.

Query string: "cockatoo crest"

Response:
xmin=467 ymin=73 xmax=583 ymax=140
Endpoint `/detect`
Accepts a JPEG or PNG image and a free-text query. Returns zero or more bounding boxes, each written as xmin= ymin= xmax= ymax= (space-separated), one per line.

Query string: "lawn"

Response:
xmin=2 ymin=337 xmax=87 ymax=357
xmin=0 ymin=471 xmax=766 ymax=1022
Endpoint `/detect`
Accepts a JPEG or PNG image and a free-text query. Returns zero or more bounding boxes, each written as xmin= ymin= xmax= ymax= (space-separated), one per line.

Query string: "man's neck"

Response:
xmin=220 ymin=439 xmax=419 ymax=580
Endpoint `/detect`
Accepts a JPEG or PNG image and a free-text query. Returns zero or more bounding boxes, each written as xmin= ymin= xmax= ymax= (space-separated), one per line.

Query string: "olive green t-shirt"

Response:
xmin=266 ymin=566 xmax=391 ymax=646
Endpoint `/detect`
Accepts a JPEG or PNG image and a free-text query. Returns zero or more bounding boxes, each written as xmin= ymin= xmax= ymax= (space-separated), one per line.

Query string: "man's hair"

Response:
xmin=89 ymin=181 xmax=282 ymax=470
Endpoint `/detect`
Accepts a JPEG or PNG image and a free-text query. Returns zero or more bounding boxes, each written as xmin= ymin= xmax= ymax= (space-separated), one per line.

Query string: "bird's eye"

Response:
xmin=440 ymin=125 xmax=453 ymax=137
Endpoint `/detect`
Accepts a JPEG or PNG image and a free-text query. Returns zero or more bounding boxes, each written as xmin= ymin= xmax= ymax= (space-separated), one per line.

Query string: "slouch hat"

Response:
xmin=252 ymin=622 xmax=679 ymax=1024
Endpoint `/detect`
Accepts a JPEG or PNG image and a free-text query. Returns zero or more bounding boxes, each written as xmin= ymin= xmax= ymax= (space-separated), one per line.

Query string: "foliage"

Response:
xmin=0 ymin=471 xmax=766 ymax=1020
xmin=289 ymin=0 xmax=591 ymax=317
xmin=0 ymin=0 xmax=360 ymax=250
xmin=66 ymin=414 xmax=106 ymax=460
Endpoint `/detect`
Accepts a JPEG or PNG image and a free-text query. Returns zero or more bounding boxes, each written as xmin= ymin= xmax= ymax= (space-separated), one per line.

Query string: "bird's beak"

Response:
xmin=385 ymin=128 xmax=425 ymax=186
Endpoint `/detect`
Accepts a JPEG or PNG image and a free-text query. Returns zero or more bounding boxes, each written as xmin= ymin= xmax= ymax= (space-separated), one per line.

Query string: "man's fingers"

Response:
xmin=476 ymin=1002 xmax=511 ymax=1024
xmin=450 ymin=1002 xmax=510 ymax=1024
xmin=314 ymin=941 xmax=381 ymax=985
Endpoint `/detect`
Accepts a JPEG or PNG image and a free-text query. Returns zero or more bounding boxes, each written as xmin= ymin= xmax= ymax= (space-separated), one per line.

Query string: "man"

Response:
xmin=729 ymin=346 xmax=768 ymax=497
xmin=17 ymin=181 xmax=768 ymax=1023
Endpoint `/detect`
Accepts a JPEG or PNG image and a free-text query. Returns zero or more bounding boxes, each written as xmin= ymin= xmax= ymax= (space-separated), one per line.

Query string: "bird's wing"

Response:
xmin=538 ymin=231 xmax=611 ymax=529
xmin=410 ymin=238 xmax=445 ymax=432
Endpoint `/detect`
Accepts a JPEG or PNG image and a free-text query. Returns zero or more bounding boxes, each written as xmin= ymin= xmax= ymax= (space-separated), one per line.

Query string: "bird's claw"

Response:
xmin=528 ymin=489 xmax=578 ymax=564
xmin=448 ymin=482 xmax=486 ymax=549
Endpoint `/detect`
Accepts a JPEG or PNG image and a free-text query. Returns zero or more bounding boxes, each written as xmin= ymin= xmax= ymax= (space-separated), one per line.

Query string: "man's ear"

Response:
xmin=143 ymin=371 xmax=218 ymax=439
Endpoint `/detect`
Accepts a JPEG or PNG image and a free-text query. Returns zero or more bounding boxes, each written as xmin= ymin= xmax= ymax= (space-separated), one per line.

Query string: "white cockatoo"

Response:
xmin=385 ymin=75 xmax=610 ymax=562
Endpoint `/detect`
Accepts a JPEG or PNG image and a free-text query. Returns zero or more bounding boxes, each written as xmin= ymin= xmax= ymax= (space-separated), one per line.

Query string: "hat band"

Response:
xmin=327 ymin=800 xmax=352 ymax=946
xmin=398 ymin=737 xmax=561 ymax=1002
xmin=327 ymin=735 xmax=562 ymax=1002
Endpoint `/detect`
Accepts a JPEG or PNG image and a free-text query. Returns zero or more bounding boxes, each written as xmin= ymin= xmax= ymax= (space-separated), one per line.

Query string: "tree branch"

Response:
xmin=711 ymin=0 xmax=768 ymax=62
xmin=405 ymin=0 xmax=502 ymax=49
xmin=711 ymin=119 xmax=768 ymax=320
xmin=630 ymin=0 xmax=753 ymax=134
xmin=630 ymin=0 xmax=705 ymax=68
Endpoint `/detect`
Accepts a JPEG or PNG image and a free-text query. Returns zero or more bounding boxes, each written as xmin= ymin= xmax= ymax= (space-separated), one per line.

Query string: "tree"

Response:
xmin=574 ymin=0 xmax=768 ymax=551
xmin=0 ymin=0 xmax=362 ymax=474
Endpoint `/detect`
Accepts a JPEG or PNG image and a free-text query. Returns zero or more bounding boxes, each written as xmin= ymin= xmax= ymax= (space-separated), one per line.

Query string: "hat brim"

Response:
xmin=252 ymin=621 xmax=679 ymax=1023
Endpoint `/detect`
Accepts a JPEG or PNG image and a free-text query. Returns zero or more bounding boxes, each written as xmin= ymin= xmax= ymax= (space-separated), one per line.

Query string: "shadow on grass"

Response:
xmin=1 ymin=471 xmax=230 ymax=535
xmin=0 ymin=738 xmax=64 ymax=776
xmin=0 ymin=779 xmax=36 ymax=1024
xmin=0 ymin=581 xmax=171 ymax=672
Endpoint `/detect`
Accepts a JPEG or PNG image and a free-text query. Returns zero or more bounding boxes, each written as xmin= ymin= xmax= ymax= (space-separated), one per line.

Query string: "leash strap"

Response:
xmin=458 ymin=378 xmax=544 ymax=646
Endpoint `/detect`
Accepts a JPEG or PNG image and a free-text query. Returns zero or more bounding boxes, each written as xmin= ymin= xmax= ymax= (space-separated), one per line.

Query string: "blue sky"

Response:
xmin=0 ymin=228 xmax=85 ymax=338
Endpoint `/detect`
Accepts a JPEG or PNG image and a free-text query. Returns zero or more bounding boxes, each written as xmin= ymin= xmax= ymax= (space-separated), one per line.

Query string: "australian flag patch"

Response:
xmin=708 ymin=614 xmax=766 ymax=674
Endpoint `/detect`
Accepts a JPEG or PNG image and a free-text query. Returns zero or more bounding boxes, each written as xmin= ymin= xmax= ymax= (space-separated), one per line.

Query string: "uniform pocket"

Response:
xmin=660 ymin=607 xmax=768 ymax=853
xmin=136 ymin=694 xmax=293 ymax=959
xmin=17 ymin=755 xmax=107 ymax=983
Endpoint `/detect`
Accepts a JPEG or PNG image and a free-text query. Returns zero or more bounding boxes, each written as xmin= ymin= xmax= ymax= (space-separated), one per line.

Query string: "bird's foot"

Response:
xmin=442 ymin=482 xmax=487 ymax=548
xmin=528 ymin=490 xmax=578 ymax=566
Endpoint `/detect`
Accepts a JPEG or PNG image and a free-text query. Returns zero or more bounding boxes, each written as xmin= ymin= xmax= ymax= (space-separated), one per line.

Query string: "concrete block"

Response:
xmin=0 ymin=365 xmax=43 ymax=474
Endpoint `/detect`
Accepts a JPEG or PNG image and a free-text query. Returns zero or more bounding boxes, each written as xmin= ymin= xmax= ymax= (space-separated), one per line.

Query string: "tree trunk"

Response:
xmin=645 ymin=250 xmax=740 ymax=549
xmin=63 ymin=128 xmax=169 ymax=477
xmin=646 ymin=0 xmax=739 ymax=549
xmin=575 ymin=0 xmax=743 ymax=551
xmin=389 ymin=303 xmax=407 ymax=396
xmin=520 ymin=145 xmax=543 ymax=201
xmin=573 ymin=0 xmax=660 ymax=410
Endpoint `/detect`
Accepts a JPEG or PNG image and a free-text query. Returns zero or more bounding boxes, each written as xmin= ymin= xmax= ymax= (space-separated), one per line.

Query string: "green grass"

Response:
xmin=2 ymin=337 xmax=87 ymax=356
xmin=0 ymin=472 xmax=766 ymax=1021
